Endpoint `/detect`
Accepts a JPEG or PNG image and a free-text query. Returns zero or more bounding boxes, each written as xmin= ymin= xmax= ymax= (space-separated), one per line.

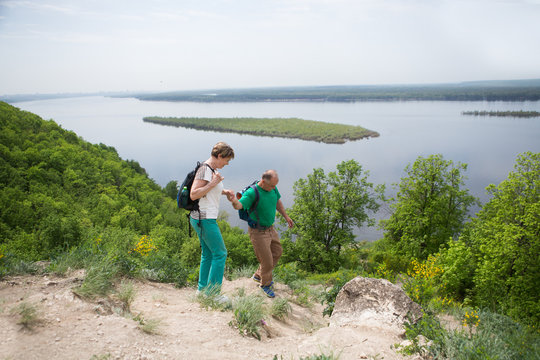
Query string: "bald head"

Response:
xmin=260 ymin=169 xmax=279 ymax=191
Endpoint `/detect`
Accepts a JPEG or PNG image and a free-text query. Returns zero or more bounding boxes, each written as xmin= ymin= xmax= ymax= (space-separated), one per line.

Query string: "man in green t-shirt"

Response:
xmin=229 ymin=169 xmax=294 ymax=298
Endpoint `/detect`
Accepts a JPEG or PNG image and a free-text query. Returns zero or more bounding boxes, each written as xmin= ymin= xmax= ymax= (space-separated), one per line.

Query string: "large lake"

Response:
xmin=12 ymin=97 xmax=540 ymax=240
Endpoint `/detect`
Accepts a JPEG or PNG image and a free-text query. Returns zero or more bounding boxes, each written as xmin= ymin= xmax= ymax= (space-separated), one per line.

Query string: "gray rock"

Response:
xmin=330 ymin=277 xmax=422 ymax=334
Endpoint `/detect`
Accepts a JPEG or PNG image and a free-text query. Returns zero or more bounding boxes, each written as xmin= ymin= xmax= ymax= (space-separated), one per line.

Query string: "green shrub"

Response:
xmin=401 ymin=308 xmax=540 ymax=359
xmin=148 ymin=224 xmax=186 ymax=257
xmin=227 ymin=264 xmax=258 ymax=281
xmin=116 ymin=280 xmax=136 ymax=313
xmin=274 ymin=262 xmax=307 ymax=286
xmin=0 ymin=256 xmax=40 ymax=277
xmin=195 ymin=286 xmax=232 ymax=311
xmin=436 ymin=239 xmax=475 ymax=301
xmin=401 ymin=255 xmax=444 ymax=308
xmin=140 ymin=253 xmax=189 ymax=288
xmin=133 ymin=313 xmax=162 ymax=335
xmin=47 ymin=244 xmax=97 ymax=275
xmin=73 ymin=259 xmax=119 ymax=299
xmin=318 ymin=270 xmax=358 ymax=317
xmin=271 ymin=298 xmax=292 ymax=320
xmin=230 ymin=291 xmax=266 ymax=340
xmin=180 ymin=235 xmax=201 ymax=268
xmin=222 ymin=226 xmax=257 ymax=270
xmin=3 ymin=231 xmax=42 ymax=261
xmin=11 ymin=301 xmax=43 ymax=329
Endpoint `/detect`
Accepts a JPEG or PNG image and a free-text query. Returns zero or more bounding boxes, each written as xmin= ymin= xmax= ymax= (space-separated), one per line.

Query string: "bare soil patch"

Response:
xmin=1 ymin=272 xmax=414 ymax=360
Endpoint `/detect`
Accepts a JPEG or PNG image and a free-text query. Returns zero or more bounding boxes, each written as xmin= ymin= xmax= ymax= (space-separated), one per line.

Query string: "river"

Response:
xmin=11 ymin=96 xmax=540 ymax=240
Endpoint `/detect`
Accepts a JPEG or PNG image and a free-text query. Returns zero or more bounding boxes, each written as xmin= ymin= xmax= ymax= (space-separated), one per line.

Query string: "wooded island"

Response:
xmin=143 ymin=116 xmax=379 ymax=144
xmin=462 ymin=110 xmax=540 ymax=118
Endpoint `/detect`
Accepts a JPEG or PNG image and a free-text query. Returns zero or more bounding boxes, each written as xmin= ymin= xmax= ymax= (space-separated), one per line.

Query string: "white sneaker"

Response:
xmin=215 ymin=294 xmax=229 ymax=305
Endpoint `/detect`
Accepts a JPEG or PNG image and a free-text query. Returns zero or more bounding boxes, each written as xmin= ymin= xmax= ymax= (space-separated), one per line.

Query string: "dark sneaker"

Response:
xmin=260 ymin=284 xmax=275 ymax=298
xmin=252 ymin=275 xmax=261 ymax=283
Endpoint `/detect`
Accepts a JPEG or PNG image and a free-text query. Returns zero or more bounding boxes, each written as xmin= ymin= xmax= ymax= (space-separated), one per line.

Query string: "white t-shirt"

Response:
xmin=190 ymin=163 xmax=223 ymax=219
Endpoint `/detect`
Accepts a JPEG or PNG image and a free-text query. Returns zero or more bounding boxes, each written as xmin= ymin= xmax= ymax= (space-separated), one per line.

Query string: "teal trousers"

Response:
xmin=190 ymin=217 xmax=227 ymax=293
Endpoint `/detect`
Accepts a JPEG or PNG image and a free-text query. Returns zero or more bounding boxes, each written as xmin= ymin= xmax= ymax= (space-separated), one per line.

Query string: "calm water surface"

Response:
xmin=13 ymin=97 xmax=540 ymax=240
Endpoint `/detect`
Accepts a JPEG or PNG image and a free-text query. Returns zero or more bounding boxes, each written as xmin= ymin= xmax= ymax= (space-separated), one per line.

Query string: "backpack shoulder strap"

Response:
xmin=203 ymin=162 xmax=215 ymax=173
xmin=248 ymin=184 xmax=261 ymax=228
xmin=251 ymin=185 xmax=259 ymax=207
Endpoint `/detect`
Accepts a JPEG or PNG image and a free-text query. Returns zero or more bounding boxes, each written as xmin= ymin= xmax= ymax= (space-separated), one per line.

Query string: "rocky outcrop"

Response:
xmin=330 ymin=277 xmax=422 ymax=335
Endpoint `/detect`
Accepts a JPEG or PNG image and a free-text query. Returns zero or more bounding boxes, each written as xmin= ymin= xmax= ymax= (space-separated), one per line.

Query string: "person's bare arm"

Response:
xmin=190 ymin=172 xmax=224 ymax=200
xmin=230 ymin=196 xmax=243 ymax=210
xmin=276 ymin=199 xmax=294 ymax=228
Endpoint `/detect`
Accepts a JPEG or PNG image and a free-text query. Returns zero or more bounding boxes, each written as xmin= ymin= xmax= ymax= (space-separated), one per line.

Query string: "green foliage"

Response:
xmin=315 ymin=268 xmax=360 ymax=317
xmin=401 ymin=256 xmax=444 ymax=309
xmin=270 ymin=297 xmax=292 ymax=320
xmin=144 ymin=116 xmax=378 ymax=144
xmin=116 ymin=280 xmax=136 ymax=313
xmin=132 ymin=313 xmax=162 ymax=335
xmin=11 ymin=301 xmax=43 ymax=329
xmin=321 ymin=277 xmax=351 ymax=317
xmin=195 ymin=285 xmax=232 ymax=310
xmin=282 ymin=160 xmax=382 ymax=272
xmin=273 ymin=262 xmax=308 ymax=286
xmin=179 ymin=234 xmax=201 ymax=268
xmin=164 ymin=180 xmax=178 ymax=200
xmin=402 ymin=309 xmax=540 ymax=360
xmin=73 ymin=259 xmax=120 ymax=299
xmin=401 ymin=310 xmax=446 ymax=356
xmin=219 ymin=220 xmax=258 ymax=270
xmin=230 ymin=290 xmax=267 ymax=340
xmin=380 ymin=154 xmax=478 ymax=261
xmin=0 ymin=101 xmax=188 ymax=263
xmin=436 ymin=238 xmax=476 ymax=301
xmin=458 ymin=152 xmax=539 ymax=325
xmin=227 ymin=264 xmax=258 ymax=281
xmin=139 ymin=253 xmax=189 ymax=288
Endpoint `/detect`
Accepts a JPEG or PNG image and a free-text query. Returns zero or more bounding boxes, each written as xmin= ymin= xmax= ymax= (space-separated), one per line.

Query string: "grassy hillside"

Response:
xmin=0 ymin=101 xmax=184 ymax=261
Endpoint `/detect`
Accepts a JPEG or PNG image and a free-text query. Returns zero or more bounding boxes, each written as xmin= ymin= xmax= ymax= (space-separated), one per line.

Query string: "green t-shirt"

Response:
xmin=239 ymin=184 xmax=281 ymax=227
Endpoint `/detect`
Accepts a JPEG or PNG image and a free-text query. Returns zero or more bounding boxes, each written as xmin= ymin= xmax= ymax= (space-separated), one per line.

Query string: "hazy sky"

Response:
xmin=1 ymin=0 xmax=539 ymax=95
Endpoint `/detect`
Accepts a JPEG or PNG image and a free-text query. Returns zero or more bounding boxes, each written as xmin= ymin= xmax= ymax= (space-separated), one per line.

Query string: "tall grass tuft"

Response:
xmin=230 ymin=291 xmax=267 ymax=340
xmin=73 ymin=259 xmax=119 ymax=299
xmin=11 ymin=301 xmax=43 ymax=329
xmin=195 ymin=285 xmax=232 ymax=310
xmin=271 ymin=297 xmax=292 ymax=320
xmin=228 ymin=264 xmax=258 ymax=280
xmin=116 ymin=280 xmax=136 ymax=313
xmin=133 ymin=313 xmax=162 ymax=335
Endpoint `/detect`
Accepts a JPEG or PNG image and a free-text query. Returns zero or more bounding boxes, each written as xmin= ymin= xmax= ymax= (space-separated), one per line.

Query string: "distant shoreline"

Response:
xmin=3 ymin=79 xmax=540 ymax=103
xmin=143 ymin=116 xmax=379 ymax=144
xmin=127 ymin=81 xmax=540 ymax=103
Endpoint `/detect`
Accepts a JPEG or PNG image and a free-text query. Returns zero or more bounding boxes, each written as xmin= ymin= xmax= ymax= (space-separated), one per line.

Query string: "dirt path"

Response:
xmin=1 ymin=273 xmax=414 ymax=360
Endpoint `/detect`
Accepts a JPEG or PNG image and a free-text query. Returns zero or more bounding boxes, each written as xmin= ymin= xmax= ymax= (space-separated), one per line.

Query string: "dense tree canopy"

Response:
xmin=281 ymin=160 xmax=383 ymax=272
xmin=0 ymin=101 xmax=184 ymax=260
xmin=438 ymin=152 xmax=539 ymax=325
xmin=379 ymin=154 xmax=478 ymax=261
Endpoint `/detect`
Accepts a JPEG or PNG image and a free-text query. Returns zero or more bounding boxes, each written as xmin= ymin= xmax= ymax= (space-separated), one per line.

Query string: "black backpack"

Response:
xmin=237 ymin=180 xmax=260 ymax=228
xmin=177 ymin=161 xmax=214 ymax=211
xmin=177 ymin=162 xmax=214 ymax=236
